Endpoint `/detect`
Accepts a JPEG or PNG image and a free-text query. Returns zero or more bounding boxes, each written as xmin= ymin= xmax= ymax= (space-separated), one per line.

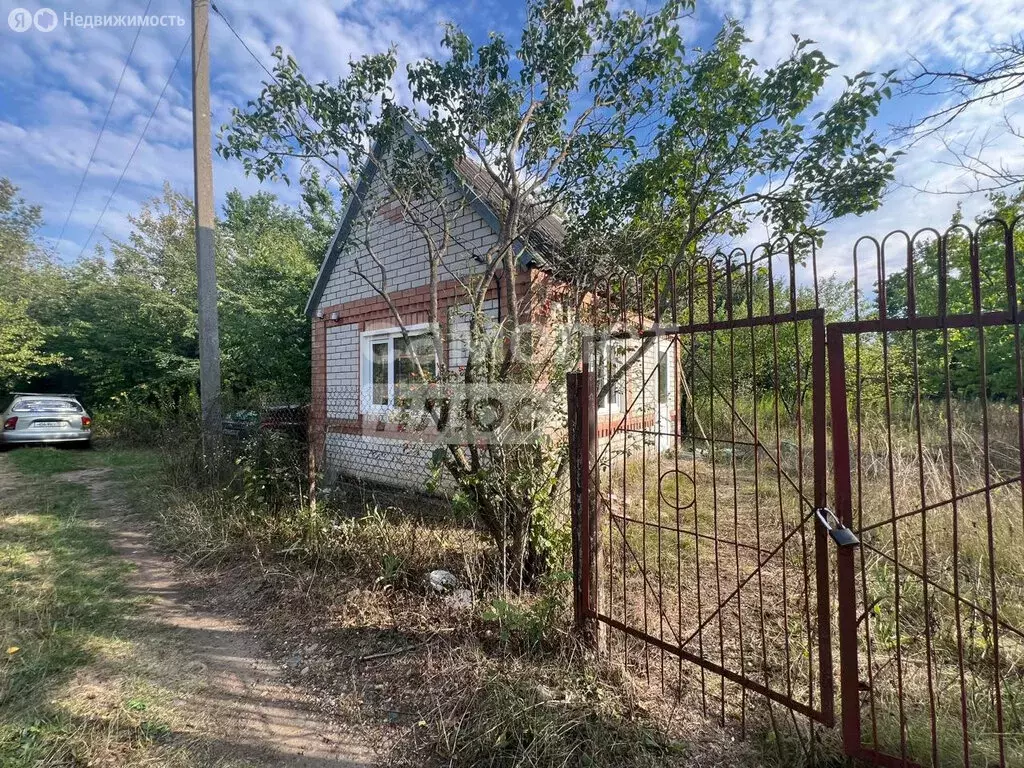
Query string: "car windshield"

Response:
xmin=12 ymin=399 xmax=83 ymax=413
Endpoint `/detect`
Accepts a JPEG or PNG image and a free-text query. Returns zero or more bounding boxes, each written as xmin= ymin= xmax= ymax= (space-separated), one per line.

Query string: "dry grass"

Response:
xmin=598 ymin=396 xmax=1024 ymax=766
xmin=849 ymin=401 xmax=1024 ymax=767
xmin=178 ymin=544 xmax=770 ymax=768
xmin=153 ymin=475 xmax=490 ymax=595
xmin=74 ymin=396 xmax=1024 ymax=767
xmin=598 ymin=436 xmax=829 ymax=765
xmin=141 ymin=439 xmax=733 ymax=768
xmin=0 ymin=450 xmax=252 ymax=768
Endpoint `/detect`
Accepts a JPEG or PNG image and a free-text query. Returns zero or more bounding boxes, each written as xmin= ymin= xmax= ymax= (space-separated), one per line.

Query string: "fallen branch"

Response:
xmin=359 ymin=644 xmax=420 ymax=662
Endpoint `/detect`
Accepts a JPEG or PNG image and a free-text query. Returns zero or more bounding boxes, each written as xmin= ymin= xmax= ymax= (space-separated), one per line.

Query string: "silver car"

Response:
xmin=0 ymin=393 xmax=92 ymax=449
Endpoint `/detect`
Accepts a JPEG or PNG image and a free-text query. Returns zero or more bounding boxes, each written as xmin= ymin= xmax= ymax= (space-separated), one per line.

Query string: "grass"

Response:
xmin=153 ymin=439 xmax=489 ymax=591
xmin=407 ymin=654 xmax=688 ymax=767
xmin=134 ymin=435 xmax=715 ymax=767
xmin=0 ymin=445 xmax=245 ymax=767
xmin=599 ymin=393 xmax=1024 ymax=767
xmin=5 ymin=442 xmax=162 ymax=479
xmin=0 ymin=455 xmax=151 ymax=765
xmin=846 ymin=402 xmax=1024 ymax=767
xmin=0 ymin=441 xmax=707 ymax=767
xmin=60 ymin=401 xmax=1016 ymax=767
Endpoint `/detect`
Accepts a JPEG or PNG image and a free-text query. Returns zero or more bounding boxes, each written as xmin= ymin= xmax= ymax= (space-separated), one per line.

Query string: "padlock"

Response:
xmin=827 ymin=524 xmax=861 ymax=548
xmin=815 ymin=507 xmax=860 ymax=548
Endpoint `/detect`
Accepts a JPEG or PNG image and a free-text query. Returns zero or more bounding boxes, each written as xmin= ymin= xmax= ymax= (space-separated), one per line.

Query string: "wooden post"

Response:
xmin=192 ymin=0 xmax=222 ymax=453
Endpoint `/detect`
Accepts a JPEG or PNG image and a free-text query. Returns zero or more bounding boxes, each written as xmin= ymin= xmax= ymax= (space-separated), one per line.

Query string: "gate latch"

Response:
xmin=815 ymin=507 xmax=860 ymax=548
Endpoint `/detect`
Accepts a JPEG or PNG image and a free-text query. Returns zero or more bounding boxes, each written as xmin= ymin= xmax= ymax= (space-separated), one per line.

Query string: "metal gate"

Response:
xmin=828 ymin=225 xmax=1024 ymax=768
xmin=568 ymin=222 xmax=1024 ymax=767
xmin=569 ymin=246 xmax=835 ymax=731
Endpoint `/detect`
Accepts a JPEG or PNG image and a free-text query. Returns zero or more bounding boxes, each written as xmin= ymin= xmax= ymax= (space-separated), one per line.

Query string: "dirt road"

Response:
xmin=1 ymin=456 xmax=374 ymax=767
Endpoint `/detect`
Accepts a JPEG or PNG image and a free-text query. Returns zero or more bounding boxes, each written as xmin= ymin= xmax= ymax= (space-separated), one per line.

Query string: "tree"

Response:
xmin=0 ymin=178 xmax=42 ymax=260
xmin=220 ymin=0 xmax=898 ymax=587
xmin=885 ymin=191 xmax=1024 ymax=400
xmin=900 ymin=35 xmax=1024 ymax=193
xmin=579 ymin=23 xmax=897 ymax=279
xmin=31 ymin=184 xmax=331 ymax=407
xmin=0 ymin=178 xmax=62 ymax=390
xmin=219 ymin=189 xmax=323 ymax=401
xmin=0 ymin=298 xmax=58 ymax=391
xmin=44 ymin=187 xmax=202 ymax=403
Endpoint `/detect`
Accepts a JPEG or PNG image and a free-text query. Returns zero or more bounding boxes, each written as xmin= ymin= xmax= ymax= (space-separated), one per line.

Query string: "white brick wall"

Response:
xmin=324 ymin=432 xmax=448 ymax=491
xmin=448 ymin=300 xmax=499 ymax=369
xmin=318 ymin=161 xmax=503 ymax=493
xmin=317 ymin=175 xmax=498 ymax=311
xmin=326 ymin=324 xmax=359 ymax=418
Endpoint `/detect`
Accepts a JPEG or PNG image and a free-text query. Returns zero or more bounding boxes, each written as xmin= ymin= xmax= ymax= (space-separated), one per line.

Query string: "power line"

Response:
xmin=210 ymin=2 xmax=278 ymax=82
xmin=57 ymin=0 xmax=155 ymax=246
xmin=76 ymin=34 xmax=192 ymax=260
xmin=210 ymin=2 xmax=330 ymax=141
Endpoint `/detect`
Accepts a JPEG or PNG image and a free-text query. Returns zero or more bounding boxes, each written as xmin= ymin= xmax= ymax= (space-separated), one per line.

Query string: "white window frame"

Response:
xmin=360 ymin=323 xmax=437 ymax=414
xmin=596 ymin=339 xmax=625 ymax=414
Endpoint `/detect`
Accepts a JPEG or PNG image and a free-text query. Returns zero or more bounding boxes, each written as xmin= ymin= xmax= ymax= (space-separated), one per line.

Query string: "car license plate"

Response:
xmin=33 ymin=420 xmax=65 ymax=428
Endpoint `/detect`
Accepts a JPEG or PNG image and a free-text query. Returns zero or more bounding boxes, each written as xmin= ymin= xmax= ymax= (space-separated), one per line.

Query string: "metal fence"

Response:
xmin=829 ymin=223 xmax=1024 ymax=768
xmin=311 ymin=386 xmax=522 ymax=590
xmin=569 ymin=221 xmax=1024 ymax=767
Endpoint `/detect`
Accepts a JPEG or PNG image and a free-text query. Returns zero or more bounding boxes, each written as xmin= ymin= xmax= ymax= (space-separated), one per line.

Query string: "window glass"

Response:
xmin=372 ymin=341 xmax=389 ymax=405
xmin=13 ymin=399 xmax=82 ymax=413
xmin=365 ymin=331 xmax=437 ymax=409
xmin=394 ymin=334 xmax=436 ymax=389
xmin=657 ymin=349 xmax=669 ymax=405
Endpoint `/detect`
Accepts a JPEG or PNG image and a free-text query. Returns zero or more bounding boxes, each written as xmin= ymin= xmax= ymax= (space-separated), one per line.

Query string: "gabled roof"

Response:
xmin=450 ymin=155 xmax=566 ymax=259
xmin=305 ymin=119 xmax=565 ymax=316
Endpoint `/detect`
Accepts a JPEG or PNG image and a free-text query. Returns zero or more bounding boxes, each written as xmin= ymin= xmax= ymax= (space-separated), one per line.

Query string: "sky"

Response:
xmin=1 ymin=0 xmax=1023 ymax=279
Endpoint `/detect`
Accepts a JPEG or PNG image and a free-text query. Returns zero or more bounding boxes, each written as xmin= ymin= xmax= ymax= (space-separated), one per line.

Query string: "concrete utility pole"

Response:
xmin=191 ymin=0 xmax=222 ymax=451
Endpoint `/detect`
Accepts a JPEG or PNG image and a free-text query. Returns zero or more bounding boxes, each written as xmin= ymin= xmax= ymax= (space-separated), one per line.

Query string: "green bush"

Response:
xmin=92 ymin=389 xmax=200 ymax=445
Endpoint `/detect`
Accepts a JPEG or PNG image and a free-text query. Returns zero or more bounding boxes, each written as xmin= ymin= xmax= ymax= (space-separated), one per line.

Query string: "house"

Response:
xmin=305 ymin=123 xmax=678 ymax=491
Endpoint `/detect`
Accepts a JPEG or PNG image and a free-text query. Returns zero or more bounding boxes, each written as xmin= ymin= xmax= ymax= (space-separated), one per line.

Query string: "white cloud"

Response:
xmin=0 ymin=0 xmax=449 ymax=260
xmin=2 ymin=0 xmax=1022 ymax=271
xmin=700 ymin=0 xmax=1024 ymax=282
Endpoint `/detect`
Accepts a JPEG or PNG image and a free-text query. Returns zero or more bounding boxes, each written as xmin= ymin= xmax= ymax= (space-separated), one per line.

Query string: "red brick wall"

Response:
xmin=309 ymin=318 xmax=327 ymax=463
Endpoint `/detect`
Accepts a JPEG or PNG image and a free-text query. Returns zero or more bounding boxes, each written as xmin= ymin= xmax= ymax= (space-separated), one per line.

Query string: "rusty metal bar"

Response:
xmin=856 ymin=474 xmax=1022 ymax=534
xmin=568 ymin=368 xmax=598 ymax=643
xmin=812 ymin=317 xmax=834 ymax=726
xmin=575 ymin=224 xmax=1024 ymax=768
xmin=594 ymin=612 xmax=831 ymax=724
xmin=829 ymin=309 xmax=1018 ymax=334
xmin=971 ymin=231 xmax=1008 ymax=767
xmin=856 ymin=539 xmax=1024 ymax=644
xmin=827 ymin=326 xmax=862 ymax=757
xmin=600 ymin=307 xmax=823 ymax=339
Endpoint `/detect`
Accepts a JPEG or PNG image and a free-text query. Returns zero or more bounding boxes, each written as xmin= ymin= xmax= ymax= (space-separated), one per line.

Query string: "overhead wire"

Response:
xmin=76 ymin=33 xmax=192 ymax=259
xmin=57 ymin=0 xmax=155 ymax=246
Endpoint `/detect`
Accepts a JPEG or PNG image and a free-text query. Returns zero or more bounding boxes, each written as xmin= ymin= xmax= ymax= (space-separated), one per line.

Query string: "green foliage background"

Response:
xmin=0 ymin=176 xmax=338 ymax=412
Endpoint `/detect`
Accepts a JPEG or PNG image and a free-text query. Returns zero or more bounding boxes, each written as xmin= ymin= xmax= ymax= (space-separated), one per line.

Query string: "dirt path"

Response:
xmin=46 ymin=465 xmax=376 ymax=768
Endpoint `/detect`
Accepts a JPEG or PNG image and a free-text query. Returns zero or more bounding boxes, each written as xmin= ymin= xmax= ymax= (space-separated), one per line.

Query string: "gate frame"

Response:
xmin=827 ymin=311 xmax=1023 ymax=768
xmin=569 ymin=308 xmax=835 ymax=727
xmin=568 ymin=368 xmax=599 ymax=646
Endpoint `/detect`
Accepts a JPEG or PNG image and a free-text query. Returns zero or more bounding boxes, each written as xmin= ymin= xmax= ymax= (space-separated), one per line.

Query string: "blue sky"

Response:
xmin=1 ymin=0 xmax=1023 ymax=278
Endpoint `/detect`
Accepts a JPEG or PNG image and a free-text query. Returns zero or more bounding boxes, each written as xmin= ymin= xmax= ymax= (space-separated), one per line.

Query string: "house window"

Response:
xmin=361 ymin=326 xmax=437 ymax=411
xmin=595 ymin=339 xmax=625 ymax=412
xmin=657 ymin=348 xmax=669 ymax=405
